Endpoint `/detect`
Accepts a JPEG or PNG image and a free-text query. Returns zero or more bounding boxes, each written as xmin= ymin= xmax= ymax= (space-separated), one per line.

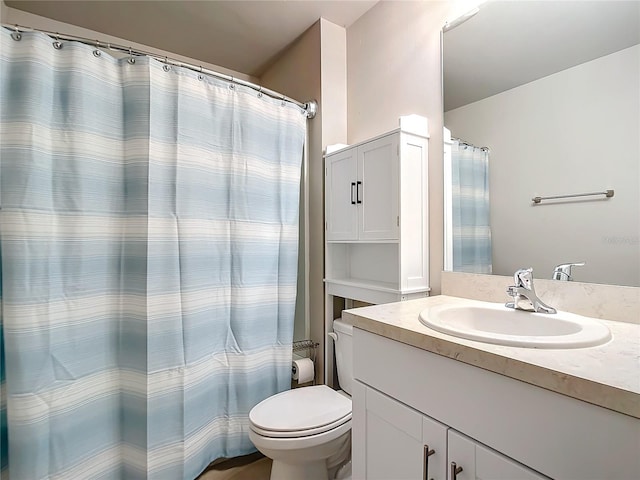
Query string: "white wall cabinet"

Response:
xmin=323 ymin=116 xmax=430 ymax=387
xmin=324 ymin=116 xmax=430 ymax=305
xmin=326 ymin=134 xmax=399 ymax=242
xmin=353 ymin=327 xmax=640 ymax=480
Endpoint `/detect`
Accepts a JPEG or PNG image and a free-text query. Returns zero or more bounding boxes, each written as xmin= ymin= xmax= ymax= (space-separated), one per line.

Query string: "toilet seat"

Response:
xmin=249 ymin=385 xmax=352 ymax=439
xmin=250 ymin=412 xmax=352 ymax=438
xmin=249 ymin=418 xmax=352 ymax=452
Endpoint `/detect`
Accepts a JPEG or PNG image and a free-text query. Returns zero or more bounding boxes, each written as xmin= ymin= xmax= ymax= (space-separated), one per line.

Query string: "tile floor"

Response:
xmin=197 ymin=453 xmax=271 ymax=480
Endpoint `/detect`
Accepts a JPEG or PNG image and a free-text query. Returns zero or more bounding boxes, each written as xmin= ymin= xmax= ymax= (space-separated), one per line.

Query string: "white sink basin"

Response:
xmin=418 ymin=302 xmax=612 ymax=348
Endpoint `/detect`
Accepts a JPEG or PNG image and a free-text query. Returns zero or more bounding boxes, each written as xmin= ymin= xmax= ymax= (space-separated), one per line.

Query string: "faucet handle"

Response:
xmin=552 ymin=262 xmax=585 ymax=281
xmin=513 ymin=267 xmax=534 ymax=288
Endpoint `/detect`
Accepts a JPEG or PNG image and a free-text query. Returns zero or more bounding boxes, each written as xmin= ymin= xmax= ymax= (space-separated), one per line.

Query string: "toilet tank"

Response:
xmin=331 ymin=319 xmax=353 ymax=395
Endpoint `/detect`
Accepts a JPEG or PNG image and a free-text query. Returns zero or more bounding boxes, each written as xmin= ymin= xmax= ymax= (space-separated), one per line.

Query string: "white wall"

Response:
xmin=445 ymin=45 xmax=640 ymax=287
xmin=261 ymin=19 xmax=347 ymax=383
xmin=347 ymin=0 xmax=456 ymax=295
xmin=261 ymin=22 xmax=321 ymax=348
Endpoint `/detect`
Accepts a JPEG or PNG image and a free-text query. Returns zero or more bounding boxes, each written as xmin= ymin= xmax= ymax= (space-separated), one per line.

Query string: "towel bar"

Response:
xmin=532 ymin=189 xmax=614 ymax=204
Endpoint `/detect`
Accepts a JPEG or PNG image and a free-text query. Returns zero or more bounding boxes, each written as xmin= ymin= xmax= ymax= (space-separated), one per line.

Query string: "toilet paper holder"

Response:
xmin=292 ymin=339 xmax=319 ymax=385
xmin=292 ymin=357 xmax=315 ymax=383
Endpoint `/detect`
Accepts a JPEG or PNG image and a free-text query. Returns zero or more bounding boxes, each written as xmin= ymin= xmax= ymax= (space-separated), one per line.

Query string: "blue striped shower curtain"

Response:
xmin=451 ymin=140 xmax=492 ymax=273
xmin=0 ymin=28 xmax=306 ymax=479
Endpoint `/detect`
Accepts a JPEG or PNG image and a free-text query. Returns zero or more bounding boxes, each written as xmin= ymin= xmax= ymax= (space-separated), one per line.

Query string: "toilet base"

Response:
xmin=333 ymin=460 xmax=352 ymax=480
xmin=270 ymin=458 xmax=330 ymax=480
xmin=250 ymin=426 xmax=350 ymax=480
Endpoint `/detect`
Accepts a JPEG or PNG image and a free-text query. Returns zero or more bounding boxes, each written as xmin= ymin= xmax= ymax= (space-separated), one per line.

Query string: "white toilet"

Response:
xmin=249 ymin=318 xmax=353 ymax=480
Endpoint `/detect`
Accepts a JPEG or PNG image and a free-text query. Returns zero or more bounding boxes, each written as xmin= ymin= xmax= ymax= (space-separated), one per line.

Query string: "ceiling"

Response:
xmin=444 ymin=1 xmax=640 ymax=111
xmin=4 ymin=0 xmax=378 ymax=76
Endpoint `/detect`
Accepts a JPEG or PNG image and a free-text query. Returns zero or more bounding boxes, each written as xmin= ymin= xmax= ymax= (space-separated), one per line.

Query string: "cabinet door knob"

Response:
xmin=450 ymin=462 xmax=463 ymax=479
xmin=351 ymin=182 xmax=356 ymax=204
xmin=356 ymin=181 xmax=362 ymax=204
xmin=423 ymin=445 xmax=435 ymax=480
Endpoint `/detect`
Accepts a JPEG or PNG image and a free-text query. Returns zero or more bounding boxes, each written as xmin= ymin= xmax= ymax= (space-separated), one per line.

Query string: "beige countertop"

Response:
xmin=343 ymin=295 xmax=640 ymax=419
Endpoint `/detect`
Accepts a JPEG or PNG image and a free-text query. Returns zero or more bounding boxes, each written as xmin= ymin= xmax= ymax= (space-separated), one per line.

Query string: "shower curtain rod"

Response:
xmin=452 ymin=137 xmax=490 ymax=152
xmin=3 ymin=23 xmax=318 ymax=119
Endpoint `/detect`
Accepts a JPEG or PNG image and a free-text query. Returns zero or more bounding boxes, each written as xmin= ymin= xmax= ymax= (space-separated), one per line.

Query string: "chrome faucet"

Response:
xmin=506 ymin=268 xmax=557 ymax=314
xmin=552 ymin=262 xmax=585 ymax=281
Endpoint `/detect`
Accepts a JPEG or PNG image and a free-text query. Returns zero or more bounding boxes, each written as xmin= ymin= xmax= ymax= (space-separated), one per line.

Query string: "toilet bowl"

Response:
xmin=249 ymin=385 xmax=351 ymax=480
xmin=249 ymin=319 xmax=353 ymax=480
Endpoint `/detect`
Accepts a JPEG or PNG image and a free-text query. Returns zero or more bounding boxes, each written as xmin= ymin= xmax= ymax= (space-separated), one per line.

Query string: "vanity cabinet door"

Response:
xmin=448 ymin=430 xmax=549 ymax=480
xmin=353 ymin=382 xmax=448 ymax=480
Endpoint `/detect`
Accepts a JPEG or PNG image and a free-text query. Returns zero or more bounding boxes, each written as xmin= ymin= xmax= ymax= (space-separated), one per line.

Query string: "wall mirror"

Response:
xmin=442 ymin=0 xmax=639 ymax=287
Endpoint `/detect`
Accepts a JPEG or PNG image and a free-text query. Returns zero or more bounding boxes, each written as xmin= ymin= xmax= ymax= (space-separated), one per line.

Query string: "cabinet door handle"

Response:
xmin=423 ymin=445 xmax=435 ymax=480
xmin=356 ymin=181 xmax=362 ymax=204
xmin=351 ymin=182 xmax=356 ymax=205
xmin=450 ymin=462 xmax=463 ymax=480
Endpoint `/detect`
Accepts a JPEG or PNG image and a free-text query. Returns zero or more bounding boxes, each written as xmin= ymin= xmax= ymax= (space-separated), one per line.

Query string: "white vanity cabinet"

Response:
xmin=324 ymin=117 xmax=429 ymax=305
xmin=353 ymin=381 xmax=548 ymax=480
xmin=352 ymin=327 xmax=640 ymax=480
xmin=447 ymin=430 xmax=548 ymax=480
xmin=352 ymin=381 xmax=448 ymax=480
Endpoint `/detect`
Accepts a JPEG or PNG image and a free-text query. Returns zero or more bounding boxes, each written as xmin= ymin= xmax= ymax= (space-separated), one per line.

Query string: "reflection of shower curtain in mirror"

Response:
xmin=452 ymin=140 xmax=492 ymax=273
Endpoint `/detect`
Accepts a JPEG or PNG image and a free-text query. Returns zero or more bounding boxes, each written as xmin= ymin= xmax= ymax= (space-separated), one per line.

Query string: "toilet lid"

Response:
xmin=249 ymin=385 xmax=352 ymax=435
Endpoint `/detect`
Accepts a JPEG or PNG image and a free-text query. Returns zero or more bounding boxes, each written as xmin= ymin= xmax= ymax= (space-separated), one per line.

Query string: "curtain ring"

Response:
xmin=281 ymin=95 xmax=286 ymax=107
xmin=163 ymin=56 xmax=170 ymax=72
xmin=197 ymin=66 xmax=204 ymax=80
xmin=128 ymin=47 xmax=135 ymax=64
xmin=257 ymin=86 xmax=263 ymax=98
xmin=229 ymin=76 xmax=235 ymax=90
xmin=11 ymin=25 xmax=22 ymax=41
xmin=93 ymin=40 xmax=101 ymax=57
xmin=52 ymin=33 xmax=62 ymax=49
